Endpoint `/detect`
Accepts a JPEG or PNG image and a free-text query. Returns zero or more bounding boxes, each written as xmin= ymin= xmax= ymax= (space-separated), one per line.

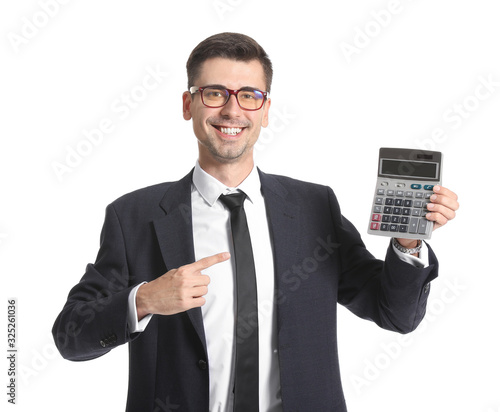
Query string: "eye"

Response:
xmin=240 ymin=93 xmax=256 ymax=100
xmin=205 ymin=90 xmax=224 ymax=98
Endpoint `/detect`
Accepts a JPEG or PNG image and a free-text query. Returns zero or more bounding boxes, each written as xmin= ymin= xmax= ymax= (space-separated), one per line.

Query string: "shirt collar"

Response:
xmin=192 ymin=161 xmax=261 ymax=207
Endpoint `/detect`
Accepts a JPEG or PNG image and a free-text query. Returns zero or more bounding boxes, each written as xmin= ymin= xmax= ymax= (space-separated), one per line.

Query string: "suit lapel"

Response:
xmin=152 ymin=169 xmax=207 ymax=350
xmin=259 ymin=169 xmax=300 ymax=260
xmin=259 ymin=170 xmax=300 ymax=331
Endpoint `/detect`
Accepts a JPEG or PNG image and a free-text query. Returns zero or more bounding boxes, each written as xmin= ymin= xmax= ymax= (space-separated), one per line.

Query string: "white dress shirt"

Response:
xmin=127 ymin=162 xmax=428 ymax=411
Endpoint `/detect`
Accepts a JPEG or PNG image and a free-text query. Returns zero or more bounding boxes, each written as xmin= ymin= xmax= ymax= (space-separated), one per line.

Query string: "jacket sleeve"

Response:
xmin=52 ymin=203 xmax=139 ymax=361
xmin=331 ymin=187 xmax=439 ymax=333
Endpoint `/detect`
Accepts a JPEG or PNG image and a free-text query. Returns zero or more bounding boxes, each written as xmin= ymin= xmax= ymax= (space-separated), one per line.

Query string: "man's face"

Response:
xmin=183 ymin=57 xmax=270 ymax=166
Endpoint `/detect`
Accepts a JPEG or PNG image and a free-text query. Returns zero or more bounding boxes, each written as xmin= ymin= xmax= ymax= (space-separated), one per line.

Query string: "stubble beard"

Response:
xmin=204 ymin=137 xmax=250 ymax=164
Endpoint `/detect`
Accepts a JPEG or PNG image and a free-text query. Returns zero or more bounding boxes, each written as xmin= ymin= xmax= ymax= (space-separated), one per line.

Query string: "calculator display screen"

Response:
xmin=380 ymin=159 xmax=438 ymax=179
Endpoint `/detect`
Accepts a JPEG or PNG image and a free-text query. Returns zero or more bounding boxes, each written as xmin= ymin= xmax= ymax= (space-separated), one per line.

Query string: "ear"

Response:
xmin=261 ymin=98 xmax=271 ymax=128
xmin=182 ymin=91 xmax=193 ymax=120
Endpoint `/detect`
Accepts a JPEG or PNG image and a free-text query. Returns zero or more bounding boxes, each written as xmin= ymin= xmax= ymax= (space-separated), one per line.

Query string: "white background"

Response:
xmin=1 ymin=0 xmax=499 ymax=411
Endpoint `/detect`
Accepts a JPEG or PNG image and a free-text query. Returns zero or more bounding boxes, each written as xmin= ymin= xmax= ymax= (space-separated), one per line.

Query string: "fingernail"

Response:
xmin=434 ymin=185 xmax=441 ymax=192
xmin=427 ymin=203 xmax=435 ymax=209
xmin=430 ymin=194 xmax=437 ymax=201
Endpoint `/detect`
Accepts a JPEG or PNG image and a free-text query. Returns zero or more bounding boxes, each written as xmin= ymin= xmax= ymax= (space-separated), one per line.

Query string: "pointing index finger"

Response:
xmin=191 ymin=252 xmax=230 ymax=271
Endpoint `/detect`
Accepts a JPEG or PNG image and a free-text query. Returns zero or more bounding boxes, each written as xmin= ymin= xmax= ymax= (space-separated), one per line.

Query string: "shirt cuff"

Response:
xmin=391 ymin=239 xmax=429 ymax=269
xmin=127 ymin=282 xmax=153 ymax=333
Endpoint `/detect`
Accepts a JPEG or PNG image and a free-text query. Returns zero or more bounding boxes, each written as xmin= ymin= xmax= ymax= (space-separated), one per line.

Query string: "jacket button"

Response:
xmin=198 ymin=360 xmax=207 ymax=370
xmin=423 ymin=283 xmax=430 ymax=294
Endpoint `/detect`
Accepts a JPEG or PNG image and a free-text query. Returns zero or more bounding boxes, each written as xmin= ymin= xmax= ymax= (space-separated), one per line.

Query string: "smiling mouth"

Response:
xmin=212 ymin=125 xmax=244 ymax=136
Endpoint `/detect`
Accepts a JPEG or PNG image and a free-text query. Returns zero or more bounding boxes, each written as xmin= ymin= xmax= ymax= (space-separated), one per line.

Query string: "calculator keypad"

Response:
xmin=369 ymin=183 xmax=435 ymax=238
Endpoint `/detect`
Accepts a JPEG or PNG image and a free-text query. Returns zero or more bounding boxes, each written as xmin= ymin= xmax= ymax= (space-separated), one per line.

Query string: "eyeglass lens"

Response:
xmin=202 ymin=87 xmax=265 ymax=110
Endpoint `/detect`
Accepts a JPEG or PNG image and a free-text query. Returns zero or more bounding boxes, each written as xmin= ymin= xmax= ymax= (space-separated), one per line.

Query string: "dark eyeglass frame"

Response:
xmin=189 ymin=86 xmax=271 ymax=111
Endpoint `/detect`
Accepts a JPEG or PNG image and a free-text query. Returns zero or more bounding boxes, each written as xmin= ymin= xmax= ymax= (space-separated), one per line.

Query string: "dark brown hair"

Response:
xmin=186 ymin=32 xmax=273 ymax=92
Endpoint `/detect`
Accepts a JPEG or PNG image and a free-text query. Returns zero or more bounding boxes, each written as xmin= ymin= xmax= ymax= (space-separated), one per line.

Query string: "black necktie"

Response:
xmin=219 ymin=192 xmax=259 ymax=412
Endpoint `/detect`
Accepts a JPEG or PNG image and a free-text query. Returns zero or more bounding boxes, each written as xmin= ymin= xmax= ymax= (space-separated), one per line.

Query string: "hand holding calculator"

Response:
xmin=367 ymin=148 xmax=442 ymax=240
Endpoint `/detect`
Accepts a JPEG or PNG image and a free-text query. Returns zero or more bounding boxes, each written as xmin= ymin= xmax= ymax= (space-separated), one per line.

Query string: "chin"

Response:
xmin=212 ymin=151 xmax=245 ymax=164
xmin=209 ymin=145 xmax=249 ymax=164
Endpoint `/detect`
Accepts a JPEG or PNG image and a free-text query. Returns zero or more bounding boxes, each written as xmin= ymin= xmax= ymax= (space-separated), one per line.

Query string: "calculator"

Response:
xmin=367 ymin=148 xmax=442 ymax=240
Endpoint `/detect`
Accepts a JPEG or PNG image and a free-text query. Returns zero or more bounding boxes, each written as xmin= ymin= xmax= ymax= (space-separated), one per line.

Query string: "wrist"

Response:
xmin=393 ymin=238 xmax=422 ymax=256
xmin=136 ymin=283 xmax=152 ymax=321
xmin=395 ymin=238 xmax=418 ymax=249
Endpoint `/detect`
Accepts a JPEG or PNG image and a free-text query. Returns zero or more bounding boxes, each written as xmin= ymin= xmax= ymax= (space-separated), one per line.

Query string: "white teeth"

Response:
xmin=220 ymin=127 xmax=242 ymax=135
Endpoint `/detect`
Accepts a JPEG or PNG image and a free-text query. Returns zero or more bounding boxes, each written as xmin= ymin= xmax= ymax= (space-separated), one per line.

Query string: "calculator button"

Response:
xmin=405 ymin=191 xmax=414 ymax=198
xmin=375 ymin=197 xmax=384 ymax=205
xmin=399 ymin=225 xmax=408 ymax=233
xmin=402 ymin=208 xmax=411 ymax=216
xmin=401 ymin=217 xmax=410 ymax=224
xmin=389 ymin=224 xmax=398 ymax=232
xmin=377 ymin=189 xmax=385 ymax=195
xmin=380 ymin=223 xmax=389 ymax=231
xmin=411 ymin=184 xmax=422 ymax=189
xmin=386 ymin=190 xmax=395 ymax=196
xmin=413 ymin=200 xmax=423 ymax=208
xmin=384 ymin=206 xmax=393 ymax=214
xmin=382 ymin=215 xmax=391 ymax=222
xmin=396 ymin=190 xmax=405 ymax=197
xmin=393 ymin=207 xmax=402 ymax=215
xmin=415 ymin=192 xmax=424 ymax=199
xmin=370 ymin=222 xmax=380 ymax=230
xmin=412 ymin=209 xmax=422 ymax=217
xmin=418 ymin=218 xmax=429 ymax=234
xmin=404 ymin=199 xmax=413 ymax=207
xmin=424 ymin=185 xmax=434 ymax=191
xmin=385 ymin=198 xmax=394 ymax=205
xmin=373 ymin=205 xmax=382 ymax=213
xmin=395 ymin=199 xmax=403 ymax=207
xmin=391 ymin=216 xmax=401 ymax=223
xmin=381 ymin=181 xmax=389 ymax=186
xmin=409 ymin=218 xmax=419 ymax=233
xmin=372 ymin=214 xmax=382 ymax=221
xmin=395 ymin=183 xmax=406 ymax=188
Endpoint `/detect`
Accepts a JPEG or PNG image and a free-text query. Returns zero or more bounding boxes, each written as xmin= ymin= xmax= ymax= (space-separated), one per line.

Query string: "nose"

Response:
xmin=220 ymin=94 xmax=242 ymax=117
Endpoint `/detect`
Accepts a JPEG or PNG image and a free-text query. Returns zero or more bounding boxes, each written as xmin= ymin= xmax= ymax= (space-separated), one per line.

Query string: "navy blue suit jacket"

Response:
xmin=53 ymin=169 xmax=438 ymax=411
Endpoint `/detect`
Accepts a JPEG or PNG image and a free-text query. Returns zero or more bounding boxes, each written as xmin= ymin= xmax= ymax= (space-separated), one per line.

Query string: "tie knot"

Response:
xmin=219 ymin=192 xmax=247 ymax=211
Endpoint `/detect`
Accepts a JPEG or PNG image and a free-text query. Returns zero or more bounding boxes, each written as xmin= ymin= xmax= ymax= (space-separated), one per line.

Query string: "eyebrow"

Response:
xmin=204 ymin=84 xmax=265 ymax=92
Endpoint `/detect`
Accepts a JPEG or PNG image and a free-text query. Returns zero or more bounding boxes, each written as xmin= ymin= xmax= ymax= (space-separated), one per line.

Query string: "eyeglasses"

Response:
xmin=189 ymin=86 xmax=270 ymax=111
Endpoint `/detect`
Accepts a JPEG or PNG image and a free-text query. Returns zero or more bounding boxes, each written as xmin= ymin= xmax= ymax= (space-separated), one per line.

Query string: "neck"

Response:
xmin=198 ymin=153 xmax=254 ymax=187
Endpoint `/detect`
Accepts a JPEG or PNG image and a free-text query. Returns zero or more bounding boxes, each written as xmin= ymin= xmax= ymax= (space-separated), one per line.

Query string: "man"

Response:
xmin=53 ymin=33 xmax=459 ymax=411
